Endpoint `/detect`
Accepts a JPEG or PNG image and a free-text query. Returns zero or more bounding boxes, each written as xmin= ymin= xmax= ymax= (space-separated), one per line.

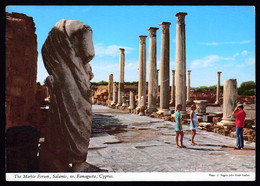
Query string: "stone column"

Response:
xmin=147 ymin=27 xmax=159 ymax=113
xmin=215 ymin=71 xmax=222 ymax=104
xmin=175 ymin=12 xmax=188 ymax=115
xmin=186 ymin=70 xmax=191 ymax=103
xmin=111 ymin=83 xmax=118 ymax=106
xmin=122 ymin=96 xmax=127 ymax=107
xmin=170 ymin=70 xmax=175 ymax=105
xmin=137 ymin=35 xmax=147 ymax=109
xmin=108 ymin=74 xmax=113 ymax=104
xmin=217 ymin=79 xmax=237 ymax=127
xmin=128 ymin=91 xmax=135 ymax=110
xmin=156 ymin=69 xmax=159 ymax=103
xmin=117 ymin=48 xmax=125 ymax=106
xmin=157 ymin=22 xmax=171 ymax=115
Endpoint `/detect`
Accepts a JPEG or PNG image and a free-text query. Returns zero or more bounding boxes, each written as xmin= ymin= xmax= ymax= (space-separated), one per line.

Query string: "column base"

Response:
xmin=157 ymin=109 xmax=171 ymax=116
xmin=128 ymin=106 xmax=135 ymax=110
xmin=116 ymin=103 xmax=122 ymax=107
xmin=146 ymin=107 xmax=158 ymax=113
xmin=217 ymin=119 xmax=235 ymax=127
xmin=122 ymin=103 xmax=128 ymax=107
xmin=111 ymin=102 xmax=117 ymax=106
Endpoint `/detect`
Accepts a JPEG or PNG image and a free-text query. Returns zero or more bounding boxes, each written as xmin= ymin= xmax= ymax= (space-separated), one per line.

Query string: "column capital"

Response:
xmin=139 ymin=35 xmax=147 ymax=44
xmin=187 ymin=70 xmax=191 ymax=73
xmin=148 ymin=27 xmax=159 ymax=37
xmin=159 ymin=22 xmax=171 ymax=34
xmin=175 ymin=12 xmax=187 ymax=24
xmin=119 ymin=48 xmax=125 ymax=52
xmin=217 ymin=71 xmax=222 ymax=74
xmin=172 ymin=69 xmax=175 ymax=73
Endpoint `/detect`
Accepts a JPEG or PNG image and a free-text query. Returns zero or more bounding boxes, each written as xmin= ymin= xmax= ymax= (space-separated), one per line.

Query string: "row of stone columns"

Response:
xmin=110 ymin=12 xmax=224 ymax=118
xmin=110 ymin=12 xmax=188 ymax=115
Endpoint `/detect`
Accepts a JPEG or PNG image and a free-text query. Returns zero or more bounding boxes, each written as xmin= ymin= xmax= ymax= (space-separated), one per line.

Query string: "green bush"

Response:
xmin=125 ymin=81 xmax=138 ymax=85
xmin=91 ymin=80 xmax=108 ymax=86
xmin=243 ymin=89 xmax=255 ymax=96
xmin=239 ymin=81 xmax=255 ymax=90
xmin=238 ymin=81 xmax=255 ymax=96
xmin=191 ymin=84 xmax=223 ymax=91
xmin=208 ymin=85 xmax=217 ymax=90
xmin=91 ymin=81 xmax=139 ymax=86
xmin=191 ymin=85 xmax=211 ymax=91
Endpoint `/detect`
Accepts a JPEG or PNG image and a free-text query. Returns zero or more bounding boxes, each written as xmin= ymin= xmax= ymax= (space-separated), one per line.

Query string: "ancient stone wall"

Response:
xmin=5 ymin=12 xmax=38 ymax=130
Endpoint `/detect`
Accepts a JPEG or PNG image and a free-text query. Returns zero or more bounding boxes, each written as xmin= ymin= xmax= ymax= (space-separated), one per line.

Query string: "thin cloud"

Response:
xmin=201 ymin=40 xmax=250 ymax=46
xmin=233 ymin=53 xmax=240 ymax=57
xmin=94 ymin=43 xmax=134 ymax=57
xmin=241 ymin=50 xmax=248 ymax=56
xmin=190 ymin=55 xmax=234 ymax=69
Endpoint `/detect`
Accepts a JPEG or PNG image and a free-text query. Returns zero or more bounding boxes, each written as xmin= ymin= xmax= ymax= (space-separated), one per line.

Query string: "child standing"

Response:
xmin=175 ymin=104 xmax=186 ymax=148
xmin=190 ymin=104 xmax=197 ymax=145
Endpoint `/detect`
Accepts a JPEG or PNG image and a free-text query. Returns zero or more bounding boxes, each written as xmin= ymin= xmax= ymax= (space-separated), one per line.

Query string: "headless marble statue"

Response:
xmin=39 ymin=19 xmax=99 ymax=172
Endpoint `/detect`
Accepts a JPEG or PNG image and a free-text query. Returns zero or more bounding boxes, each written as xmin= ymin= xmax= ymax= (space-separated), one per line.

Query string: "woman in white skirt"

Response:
xmin=190 ymin=104 xmax=198 ymax=145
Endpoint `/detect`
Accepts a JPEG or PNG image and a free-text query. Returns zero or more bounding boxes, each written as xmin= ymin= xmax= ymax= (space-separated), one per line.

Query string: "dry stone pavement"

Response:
xmin=87 ymin=105 xmax=255 ymax=173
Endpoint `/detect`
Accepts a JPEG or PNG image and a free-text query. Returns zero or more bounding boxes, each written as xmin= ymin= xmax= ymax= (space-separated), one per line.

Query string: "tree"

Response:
xmin=238 ymin=81 xmax=255 ymax=96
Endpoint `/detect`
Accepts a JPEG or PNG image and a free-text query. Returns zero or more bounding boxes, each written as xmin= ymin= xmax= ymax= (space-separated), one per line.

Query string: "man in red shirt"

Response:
xmin=232 ymin=104 xmax=246 ymax=150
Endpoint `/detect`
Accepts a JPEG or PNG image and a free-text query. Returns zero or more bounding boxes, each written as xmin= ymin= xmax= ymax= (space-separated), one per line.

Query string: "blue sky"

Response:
xmin=6 ymin=5 xmax=255 ymax=87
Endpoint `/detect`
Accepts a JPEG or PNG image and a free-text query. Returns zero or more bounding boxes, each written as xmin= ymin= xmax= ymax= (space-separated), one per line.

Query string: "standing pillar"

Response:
xmin=217 ymin=79 xmax=238 ymax=127
xmin=175 ymin=12 xmax=188 ymax=115
xmin=147 ymin=27 xmax=159 ymax=113
xmin=137 ymin=35 xmax=147 ymax=109
xmin=117 ymin=48 xmax=125 ymax=106
xmin=128 ymin=91 xmax=135 ymax=110
xmin=215 ymin=71 xmax=222 ymax=105
xmin=108 ymin=74 xmax=113 ymax=105
xmin=156 ymin=69 xmax=159 ymax=104
xmin=186 ymin=70 xmax=191 ymax=103
xmin=157 ymin=22 xmax=171 ymax=115
xmin=111 ymin=83 xmax=118 ymax=106
xmin=170 ymin=70 xmax=175 ymax=105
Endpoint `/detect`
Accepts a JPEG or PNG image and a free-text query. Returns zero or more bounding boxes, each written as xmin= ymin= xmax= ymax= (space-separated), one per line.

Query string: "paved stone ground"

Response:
xmin=87 ymin=105 xmax=255 ymax=173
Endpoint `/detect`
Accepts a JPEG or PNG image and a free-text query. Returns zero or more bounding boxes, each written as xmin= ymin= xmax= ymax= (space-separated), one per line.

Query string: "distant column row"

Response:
xmin=109 ymin=12 xmax=223 ymax=116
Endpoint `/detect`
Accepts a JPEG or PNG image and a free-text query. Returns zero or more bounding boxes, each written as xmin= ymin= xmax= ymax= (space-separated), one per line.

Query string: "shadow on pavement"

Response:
xmin=91 ymin=113 xmax=127 ymax=136
xmin=185 ymin=147 xmax=224 ymax=152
